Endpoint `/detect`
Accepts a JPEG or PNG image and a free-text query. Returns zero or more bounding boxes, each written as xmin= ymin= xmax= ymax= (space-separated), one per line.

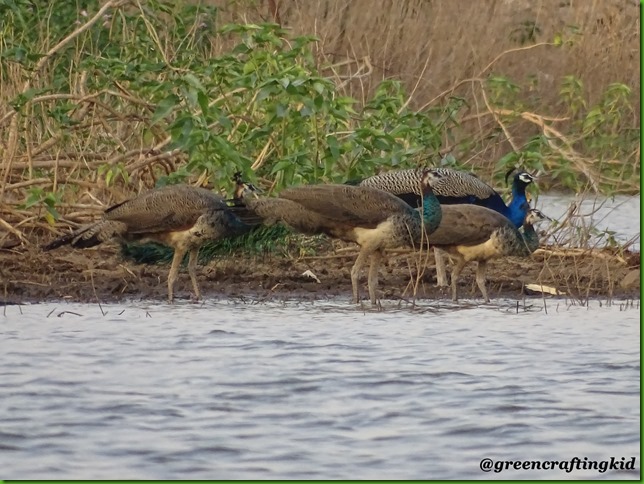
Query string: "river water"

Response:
xmin=1 ymin=297 xmax=640 ymax=480
xmin=537 ymin=193 xmax=640 ymax=251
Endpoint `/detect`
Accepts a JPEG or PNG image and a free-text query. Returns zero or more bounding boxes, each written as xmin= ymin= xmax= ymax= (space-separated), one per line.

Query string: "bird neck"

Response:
xmin=233 ymin=183 xmax=249 ymax=203
xmin=507 ymin=181 xmax=529 ymax=228
xmin=420 ymin=187 xmax=442 ymax=233
xmin=521 ymin=223 xmax=540 ymax=254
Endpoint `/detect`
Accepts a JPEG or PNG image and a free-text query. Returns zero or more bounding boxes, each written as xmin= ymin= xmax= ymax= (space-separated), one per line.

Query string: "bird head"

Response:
xmin=517 ymin=172 xmax=536 ymax=186
xmin=525 ymin=208 xmax=552 ymax=225
xmin=505 ymin=168 xmax=537 ymax=187
xmin=232 ymin=171 xmax=261 ymax=200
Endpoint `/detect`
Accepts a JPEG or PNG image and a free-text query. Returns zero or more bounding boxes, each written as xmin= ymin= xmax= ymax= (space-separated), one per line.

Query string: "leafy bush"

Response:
xmin=0 ymin=0 xmax=638 ymax=239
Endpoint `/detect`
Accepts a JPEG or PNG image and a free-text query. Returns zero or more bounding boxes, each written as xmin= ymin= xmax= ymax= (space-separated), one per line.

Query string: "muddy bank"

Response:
xmin=1 ymin=241 xmax=639 ymax=306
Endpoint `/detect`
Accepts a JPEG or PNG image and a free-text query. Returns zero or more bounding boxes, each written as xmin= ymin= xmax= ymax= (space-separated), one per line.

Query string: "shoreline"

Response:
xmin=1 ymin=244 xmax=640 ymax=305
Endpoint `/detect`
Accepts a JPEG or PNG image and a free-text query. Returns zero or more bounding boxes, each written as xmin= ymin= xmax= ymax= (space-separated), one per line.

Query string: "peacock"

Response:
xmin=353 ymin=167 xmax=536 ymax=286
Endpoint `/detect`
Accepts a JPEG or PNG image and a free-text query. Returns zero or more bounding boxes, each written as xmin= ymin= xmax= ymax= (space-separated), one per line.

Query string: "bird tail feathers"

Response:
xmin=42 ymin=221 xmax=122 ymax=250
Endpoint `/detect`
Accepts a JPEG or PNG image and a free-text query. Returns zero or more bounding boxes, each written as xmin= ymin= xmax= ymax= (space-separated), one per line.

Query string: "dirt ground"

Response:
xmin=0 ymin=241 xmax=640 ymax=305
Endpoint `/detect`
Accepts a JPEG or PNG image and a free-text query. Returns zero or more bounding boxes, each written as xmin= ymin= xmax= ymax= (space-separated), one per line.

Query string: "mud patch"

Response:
xmin=1 ymin=243 xmax=640 ymax=305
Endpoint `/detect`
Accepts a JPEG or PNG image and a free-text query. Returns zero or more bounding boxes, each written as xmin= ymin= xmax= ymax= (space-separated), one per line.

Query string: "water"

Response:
xmin=536 ymin=194 xmax=640 ymax=251
xmin=2 ymin=193 xmax=640 ymax=478
xmin=1 ymin=298 xmax=640 ymax=479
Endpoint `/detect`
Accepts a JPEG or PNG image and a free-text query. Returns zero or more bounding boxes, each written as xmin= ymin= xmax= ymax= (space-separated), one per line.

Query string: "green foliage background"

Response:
xmin=0 ymin=0 xmax=639 ymax=241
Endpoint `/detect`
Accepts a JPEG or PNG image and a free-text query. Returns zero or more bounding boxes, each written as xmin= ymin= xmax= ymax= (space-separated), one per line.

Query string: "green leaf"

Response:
xmin=313 ymin=95 xmax=324 ymax=110
xmin=299 ymin=105 xmax=313 ymax=117
xmin=218 ymin=114 xmax=233 ymax=130
xmin=243 ymin=61 xmax=256 ymax=75
xmin=275 ymin=104 xmax=288 ymax=118
xmin=24 ymin=190 xmax=43 ymax=208
xmin=151 ymin=94 xmax=180 ymax=125
xmin=197 ymin=91 xmax=209 ymax=117
xmin=270 ymin=159 xmax=295 ymax=175
xmin=327 ymin=135 xmax=340 ymax=159
xmin=232 ymin=43 xmax=251 ymax=54
xmin=46 ymin=205 xmax=60 ymax=220
xmin=183 ymin=73 xmax=205 ymax=91
xmin=279 ymin=77 xmax=290 ymax=89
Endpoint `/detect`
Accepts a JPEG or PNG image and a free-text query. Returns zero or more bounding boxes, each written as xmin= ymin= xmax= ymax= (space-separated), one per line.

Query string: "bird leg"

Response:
xmin=450 ymin=257 xmax=467 ymax=302
xmin=167 ymin=247 xmax=187 ymax=303
xmin=187 ymin=247 xmax=201 ymax=300
xmin=350 ymin=249 xmax=371 ymax=304
xmin=434 ymin=247 xmax=449 ymax=287
xmin=475 ymin=260 xmax=490 ymax=303
xmin=367 ymin=249 xmax=383 ymax=305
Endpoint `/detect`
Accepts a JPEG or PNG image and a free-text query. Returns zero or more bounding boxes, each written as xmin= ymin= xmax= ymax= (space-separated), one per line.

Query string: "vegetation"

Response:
xmin=120 ymin=224 xmax=328 ymax=264
xmin=0 ymin=0 xmax=639 ymax=256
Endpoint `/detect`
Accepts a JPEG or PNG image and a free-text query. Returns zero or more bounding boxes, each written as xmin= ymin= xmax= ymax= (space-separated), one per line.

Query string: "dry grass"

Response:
xmin=0 ymin=0 xmax=639 ymax=249
xmin=221 ymin=0 xmax=639 ymax=108
xmin=214 ymin=0 xmax=640 ymax=171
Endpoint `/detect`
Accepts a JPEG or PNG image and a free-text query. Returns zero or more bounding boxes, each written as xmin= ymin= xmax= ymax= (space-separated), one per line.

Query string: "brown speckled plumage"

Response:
xmin=43 ymin=184 xmax=255 ymax=301
xmin=236 ymin=171 xmax=443 ymax=304
xmin=430 ymin=206 xmax=548 ymax=302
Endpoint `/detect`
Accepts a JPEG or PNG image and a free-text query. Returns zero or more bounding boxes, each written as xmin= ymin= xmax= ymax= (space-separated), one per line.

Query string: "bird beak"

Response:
xmin=250 ymin=184 xmax=263 ymax=195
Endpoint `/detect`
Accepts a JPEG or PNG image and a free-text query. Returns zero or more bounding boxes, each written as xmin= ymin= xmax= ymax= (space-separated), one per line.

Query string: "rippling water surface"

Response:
xmin=1 ymin=298 xmax=640 ymax=479
xmin=537 ymin=194 xmax=640 ymax=251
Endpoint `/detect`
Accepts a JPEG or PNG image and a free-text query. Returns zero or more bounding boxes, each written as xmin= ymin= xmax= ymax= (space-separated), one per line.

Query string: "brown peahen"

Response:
xmin=42 ymin=184 xmax=256 ymax=302
xmin=233 ymin=169 xmax=445 ymax=305
xmin=428 ymin=206 xmax=550 ymax=302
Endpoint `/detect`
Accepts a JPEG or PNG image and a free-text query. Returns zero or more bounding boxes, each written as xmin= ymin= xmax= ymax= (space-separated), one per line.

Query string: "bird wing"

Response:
xmin=280 ymin=184 xmax=412 ymax=227
xmin=104 ymin=185 xmax=227 ymax=234
xmin=430 ymin=168 xmax=498 ymax=200
xmin=358 ymin=167 xmax=504 ymax=209
xmin=430 ymin=204 xmax=513 ymax=246
xmin=358 ymin=169 xmax=424 ymax=196
xmin=246 ymin=197 xmax=336 ymax=235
